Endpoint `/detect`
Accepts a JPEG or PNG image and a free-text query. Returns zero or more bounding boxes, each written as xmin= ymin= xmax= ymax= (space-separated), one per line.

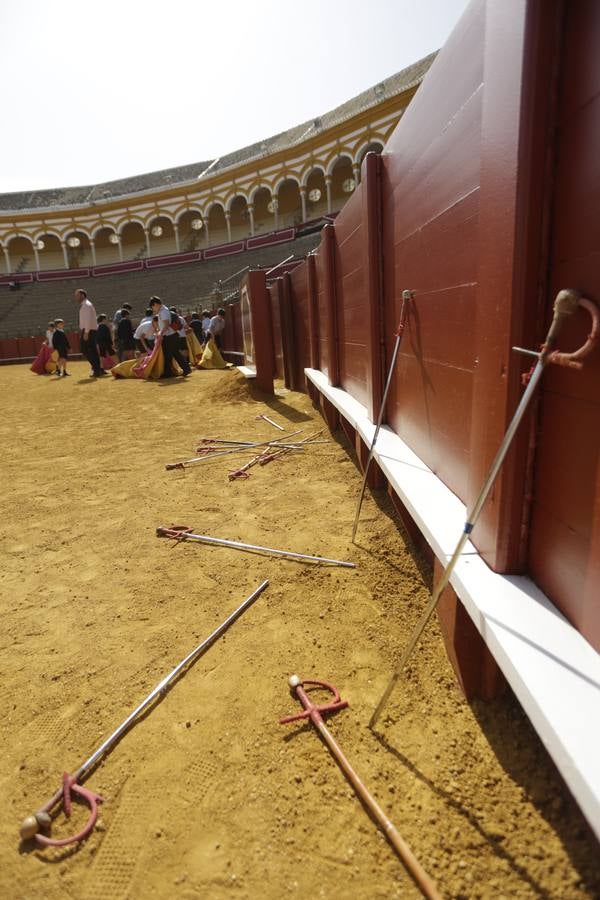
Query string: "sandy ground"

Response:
xmin=0 ymin=360 xmax=598 ymax=900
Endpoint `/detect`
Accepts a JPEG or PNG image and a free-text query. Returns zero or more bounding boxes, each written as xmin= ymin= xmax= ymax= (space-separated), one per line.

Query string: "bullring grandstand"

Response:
xmin=0 ymin=54 xmax=432 ymax=345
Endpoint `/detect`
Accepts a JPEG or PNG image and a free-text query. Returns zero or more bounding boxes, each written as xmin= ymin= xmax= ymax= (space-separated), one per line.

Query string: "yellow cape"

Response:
xmin=186 ymin=330 xmax=204 ymax=365
xmin=199 ymin=338 xmax=230 ymax=370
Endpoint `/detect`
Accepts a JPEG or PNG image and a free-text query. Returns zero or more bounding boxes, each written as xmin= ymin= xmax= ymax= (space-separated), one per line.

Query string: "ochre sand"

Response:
xmin=1 ymin=361 xmax=598 ymax=899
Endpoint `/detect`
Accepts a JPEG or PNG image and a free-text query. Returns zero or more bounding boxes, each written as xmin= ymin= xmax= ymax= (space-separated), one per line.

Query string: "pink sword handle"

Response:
xmin=279 ymin=678 xmax=348 ymax=725
xmin=279 ymin=678 xmax=442 ymax=900
xmin=545 ymin=295 xmax=600 ymax=369
xmin=34 ymin=773 xmax=103 ymax=848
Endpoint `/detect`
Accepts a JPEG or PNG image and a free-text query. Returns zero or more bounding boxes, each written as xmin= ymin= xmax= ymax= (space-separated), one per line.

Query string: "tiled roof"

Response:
xmin=0 ymin=53 xmax=435 ymax=212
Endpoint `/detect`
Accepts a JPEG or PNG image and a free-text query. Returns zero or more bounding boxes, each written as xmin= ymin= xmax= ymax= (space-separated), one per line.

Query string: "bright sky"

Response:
xmin=0 ymin=0 xmax=470 ymax=194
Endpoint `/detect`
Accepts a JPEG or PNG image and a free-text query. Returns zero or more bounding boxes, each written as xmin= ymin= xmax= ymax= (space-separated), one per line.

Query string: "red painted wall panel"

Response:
xmin=0 ymin=338 xmax=18 ymax=359
xmin=528 ymin=0 xmax=600 ymax=650
xmin=382 ymin=2 xmax=483 ymax=500
xmin=236 ymin=0 xmax=600 ymax=654
xmin=269 ymin=282 xmax=284 ymax=379
xmin=334 ymin=186 xmax=368 ymax=407
xmin=222 ymin=301 xmax=243 ymax=354
xmin=288 ymin=264 xmax=310 ymax=389
xmin=16 ymin=337 xmax=36 ymax=357
xmin=313 ymin=240 xmax=329 ymax=378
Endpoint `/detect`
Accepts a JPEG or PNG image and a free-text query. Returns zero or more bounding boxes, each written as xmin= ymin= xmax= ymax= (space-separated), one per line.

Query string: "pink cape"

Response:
xmin=30 ymin=344 xmax=54 ymax=375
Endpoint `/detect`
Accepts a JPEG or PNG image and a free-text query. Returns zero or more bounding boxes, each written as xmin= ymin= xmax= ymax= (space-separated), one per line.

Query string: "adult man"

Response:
xmin=207 ymin=307 xmax=226 ymax=349
xmin=75 ymin=288 xmax=105 ymax=377
xmin=149 ymin=296 xmax=191 ymax=378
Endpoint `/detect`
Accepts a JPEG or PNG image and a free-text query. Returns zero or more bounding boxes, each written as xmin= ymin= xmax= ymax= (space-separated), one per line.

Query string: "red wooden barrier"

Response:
xmin=0 ymin=338 xmax=18 ymax=359
xmin=240 ymin=270 xmax=275 ymax=394
xmin=16 ymin=337 xmax=37 ymax=358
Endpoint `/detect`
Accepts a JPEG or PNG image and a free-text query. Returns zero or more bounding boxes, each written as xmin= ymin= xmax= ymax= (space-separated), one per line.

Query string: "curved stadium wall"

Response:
xmin=0 ymin=54 xmax=433 ymax=345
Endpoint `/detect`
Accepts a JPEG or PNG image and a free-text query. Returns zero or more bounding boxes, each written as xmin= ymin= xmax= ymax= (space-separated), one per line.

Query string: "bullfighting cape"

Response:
xmin=198 ymin=338 xmax=230 ymax=370
xmin=110 ymin=335 xmax=182 ymax=379
xmin=31 ymin=345 xmax=58 ymax=375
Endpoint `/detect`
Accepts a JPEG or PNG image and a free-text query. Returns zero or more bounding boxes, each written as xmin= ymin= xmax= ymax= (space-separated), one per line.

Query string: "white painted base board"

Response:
xmin=305 ymin=367 xmax=600 ymax=841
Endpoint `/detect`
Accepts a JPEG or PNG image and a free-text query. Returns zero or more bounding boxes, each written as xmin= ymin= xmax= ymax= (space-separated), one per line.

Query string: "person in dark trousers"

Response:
xmin=113 ymin=302 xmax=133 ymax=358
xmin=149 ymin=296 xmax=191 ymax=378
xmin=75 ymin=288 xmax=105 ymax=377
xmin=189 ymin=311 xmax=204 ymax=343
xmin=170 ymin=306 xmax=189 ymax=363
xmin=134 ymin=308 xmax=156 ymax=355
xmin=116 ymin=309 xmax=135 ymax=359
xmin=52 ymin=318 xmax=70 ymax=376
xmin=201 ymin=309 xmax=211 ymax=343
xmin=207 ymin=307 xmax=226 ymax=348
xmin=96 ymin=314 xmax=115 ymax=359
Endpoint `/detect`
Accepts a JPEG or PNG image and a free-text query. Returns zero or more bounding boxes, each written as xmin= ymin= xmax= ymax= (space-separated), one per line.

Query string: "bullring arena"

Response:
xmin=2 ymin=3 xmax=600 ymax=899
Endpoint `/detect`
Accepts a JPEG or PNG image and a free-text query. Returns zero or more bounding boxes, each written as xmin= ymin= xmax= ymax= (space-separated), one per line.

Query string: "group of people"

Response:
xmin=33 ymin=288 xmax=227 ymax=379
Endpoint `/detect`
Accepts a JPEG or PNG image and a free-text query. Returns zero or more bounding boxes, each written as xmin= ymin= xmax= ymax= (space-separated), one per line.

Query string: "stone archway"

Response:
xmin=276 ymin=178 xmax=302 ymax=228
xmin=120 ymin=221 xmax=146 ymax=260
xmin=147 ymin=215 xmax=176 ymax=257
xmin=6 ymin=235 xmax=35 ymax=274
xmin=32 ymin=233 xmax=63 ymax=271
xmin=93 ymin=226 xmax=122 ymax=265
xmin=228 ymin=195 xmax=250 ymax=241
xmin=304 ymin=168 xmax=328 ymax=220
xmin=64 ymin=230 xmax=93 ymax=268
xmin=252 ymin=187 xmax=275 ymax=234
xmin=177 ymin=210 xmax=205 ymax=251
xmin=206 ymin=203 xmax=227 ymax=247
xmin=329 ymin=155 xmax=356 ymax=213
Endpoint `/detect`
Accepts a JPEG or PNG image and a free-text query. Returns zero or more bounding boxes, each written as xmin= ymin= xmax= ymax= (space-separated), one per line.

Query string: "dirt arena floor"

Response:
xmin=1 ymin=360 xmax=599 ymax=900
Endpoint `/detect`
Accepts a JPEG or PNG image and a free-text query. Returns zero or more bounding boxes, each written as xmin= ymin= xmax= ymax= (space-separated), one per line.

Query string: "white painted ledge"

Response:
xmin=305 ymin=367 xmax=600 ymax=840
xmin=236 ymin=365 xmax=256 ymax=379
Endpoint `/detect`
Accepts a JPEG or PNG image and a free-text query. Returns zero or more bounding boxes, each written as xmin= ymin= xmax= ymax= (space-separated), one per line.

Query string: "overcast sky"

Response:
xmin=0 ymin=0 xmax=470 ymax=194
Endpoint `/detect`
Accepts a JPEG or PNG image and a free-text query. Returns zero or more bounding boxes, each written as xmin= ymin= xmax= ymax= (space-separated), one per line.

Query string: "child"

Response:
xmin=45 ymin=321 xmax=56 ymax=349
xmin=134 ymin=309 xmax=156 ymax=355
xmin=46 ymin=321 xmax=59 ymax=374
xmin=189 ymin=311 xmax=204 ymax=343
xmin=97 ymin=313 xmax=115 ymax=359
xmin=116 ymin=308 xmax=135 ymax=359
xmin=114 ymin=303 xmax=133 ymax=359
xmin=170 ymin=306 xmax=189 ymax=362
xmin=52 ymin=318 xmax=70 ymax=377
xmin=201 ymin=309 xmax=212 ymax=344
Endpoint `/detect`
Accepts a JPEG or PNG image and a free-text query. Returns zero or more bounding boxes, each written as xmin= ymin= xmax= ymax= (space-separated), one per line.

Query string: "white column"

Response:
xmin=174 ymin=223 xmax=180 ymax=253
xmin=90 ymin=239 xmax=97 ymax=267
xmin=353 ymin=163 xmax=361 ymax=186
xmin=3 ymin=246 xmax=11 ymax=275
xmin=117 ymin=238 xmax=123 ymax=261
xmin=325 ymin=176 xmax=333 ymax=214
xmin=33 ymin=245 xmax=41 ymax=272
xmin=144 ymin=229 xmax=151 ymax=258
xmin=204 ymin=222 xmax=210 ymax=248
xmin=271 ymin=197 xmax=279 ymax=231
xmin=225 ymin=211 xmax=232 ymax=243
xmin=300 ymin=187 xmax=307 ymax=222
xmin=61 ymin=241 xmax=69 ymax=269
xmin=247 ymin=204 xmax=255 ymax=237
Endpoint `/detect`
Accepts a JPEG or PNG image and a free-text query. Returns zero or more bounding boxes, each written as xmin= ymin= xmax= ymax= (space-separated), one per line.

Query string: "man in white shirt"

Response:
xmin=75 ymin=288 xmax=105 ymax=377
xmin=207 ymin=307 xmax=226 ymax=349
xmin=149 ymin=296 xmax=191 ymax=378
